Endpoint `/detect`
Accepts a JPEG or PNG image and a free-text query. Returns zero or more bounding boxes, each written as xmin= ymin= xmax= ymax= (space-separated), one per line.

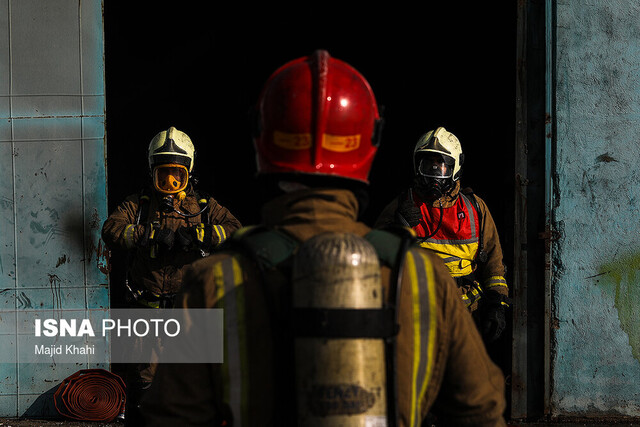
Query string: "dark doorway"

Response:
xmin=103 ymin=0 xmax=517 ymax=413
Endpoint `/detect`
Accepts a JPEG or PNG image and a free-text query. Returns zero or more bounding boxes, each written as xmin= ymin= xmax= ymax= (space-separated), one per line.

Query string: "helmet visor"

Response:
xmin=417 ymin=153 xmax=454 ymax=179
xmin=153 ymin=164 xmax=189 ymax=194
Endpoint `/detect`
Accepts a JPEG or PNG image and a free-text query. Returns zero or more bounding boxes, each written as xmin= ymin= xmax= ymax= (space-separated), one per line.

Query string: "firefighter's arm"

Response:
xmin=201 ymin=198 xmax=243 ymax=247
xmin=476 ymin=196 xmax=509 ymax=297
xmin=101 ymin=195 xmax=149 ymax=251
xmin=422 ymin=251 xmax=507 ymax=426
xmin=373 ymin=197 xmax=401 ymax=228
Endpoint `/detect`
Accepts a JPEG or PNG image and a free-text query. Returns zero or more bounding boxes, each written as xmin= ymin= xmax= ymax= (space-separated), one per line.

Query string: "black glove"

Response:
xmin=396 ymin=196 xmax=422 ymax=227
xmin=480 ymin=292 xmax=511 ymax=343
xmin=136 ymin=223 xmax=155 ymax=248
xmin=191 ymin=223 xmax=214 ymax=249
xmin=175 ymin=226 xmax=195 ymax=250
xmin=153 ymin=228 xmax=175 ymax=253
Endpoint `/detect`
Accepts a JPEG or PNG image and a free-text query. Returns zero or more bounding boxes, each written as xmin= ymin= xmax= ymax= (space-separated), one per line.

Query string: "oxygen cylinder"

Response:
xmin=292 ymin=232 xmax=388 ymax=427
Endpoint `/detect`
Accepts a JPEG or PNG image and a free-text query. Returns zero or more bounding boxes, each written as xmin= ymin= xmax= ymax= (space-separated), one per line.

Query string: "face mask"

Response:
xmin=153 ymin=164 xmax=189 ymax=194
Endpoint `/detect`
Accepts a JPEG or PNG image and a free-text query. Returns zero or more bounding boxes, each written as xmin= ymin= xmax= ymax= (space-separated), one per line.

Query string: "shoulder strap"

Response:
xmin=221 ymin=225 xmax=299 ymax=270
xmin=365 ymin=225 xmax=418 ymax=427
xmin=135 ymin=188 xmax=151 ymax=225
xmin=192 ymin=189 xmax=211 ymax=223
xmin=461 ymin=187 xmax=487 ymax=263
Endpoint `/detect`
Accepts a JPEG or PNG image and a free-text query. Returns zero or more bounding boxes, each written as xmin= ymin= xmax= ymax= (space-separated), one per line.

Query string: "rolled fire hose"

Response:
xmin=53 ymin=368 xmax=126 ymax=422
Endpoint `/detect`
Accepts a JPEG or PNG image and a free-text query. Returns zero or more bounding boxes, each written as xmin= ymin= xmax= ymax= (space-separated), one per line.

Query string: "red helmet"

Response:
xmin=254 ymin=50 xmax=383 ymax=184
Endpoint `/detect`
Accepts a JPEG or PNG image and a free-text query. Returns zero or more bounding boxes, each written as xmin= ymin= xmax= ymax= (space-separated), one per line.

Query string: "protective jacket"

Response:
xmin=141 ymin=188 xmax=506 ymax=427
xmin=375 ymin=181 xmax=508 ymax=312
xmin=101 ymin=184 xmax=242 ymax=297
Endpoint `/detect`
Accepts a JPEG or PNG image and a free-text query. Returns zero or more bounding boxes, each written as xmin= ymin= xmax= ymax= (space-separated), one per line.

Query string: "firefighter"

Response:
xmin=375 ymin=127 xmax=511 ymax=344
xmin=101 ymin=126 xmax=242 ymax=425
xmin=141 ymin=51 xmax=507 ymax=426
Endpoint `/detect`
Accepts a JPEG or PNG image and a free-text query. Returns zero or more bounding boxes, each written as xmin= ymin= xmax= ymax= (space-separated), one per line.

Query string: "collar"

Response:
xmin=414 ymin=180 xmax=461 ymax=208
xmin=260 ymin=188 xmax=367 ymax=241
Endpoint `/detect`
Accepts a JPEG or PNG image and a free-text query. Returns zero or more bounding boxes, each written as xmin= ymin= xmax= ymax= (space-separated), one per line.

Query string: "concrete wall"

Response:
xmin=0 ymin=0 xmax=108 ymax=417
xmin=553 ymin=0 xmax=640 ymax=416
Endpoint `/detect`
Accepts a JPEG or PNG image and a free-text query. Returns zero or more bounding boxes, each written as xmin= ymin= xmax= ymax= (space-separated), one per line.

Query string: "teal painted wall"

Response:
xmin=553 ymin=0 xmax=640 ymax=416
xmin=0 ymin=0 xmax=108 ymax=417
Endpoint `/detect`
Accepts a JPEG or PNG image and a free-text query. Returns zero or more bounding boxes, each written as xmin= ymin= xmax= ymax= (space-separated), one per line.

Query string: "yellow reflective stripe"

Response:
xmin=219 ymin=256 xmax=247 ymax=425
xmin=148 ymin=228 xmax=156 ymax=258
xmin=418 ymin=241 xmax=478 ymax=277
xmin=212 ymin=224 xmax=223 ymax=245
xmin=484 ymin=275 xmax=508 ymax=289
xmin=417 ymin=251 xmax=437 ymax=426
xmin=124 ymin=224 xmax=136 ymax=248
xmin=406 ymin=250 xmax=437 ymax=427
xmin=218 ymin=224 xmax=227 ymax=242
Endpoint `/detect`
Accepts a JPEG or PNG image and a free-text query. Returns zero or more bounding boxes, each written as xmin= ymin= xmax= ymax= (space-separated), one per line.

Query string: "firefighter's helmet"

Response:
xmin=413 ymin=127 xmax=464 ymax=198
xmin=148 ymin=126 xmax=195 ymax=195
xmin=253 ymin=49 xmax=383 ymax=184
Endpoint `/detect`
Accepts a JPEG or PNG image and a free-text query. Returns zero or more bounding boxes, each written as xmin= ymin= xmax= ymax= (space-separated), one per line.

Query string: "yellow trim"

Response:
xmin=418 ymin=251 xmax=437 ymax=424
xmin=196 ymin=223 xmax=205 ymax=242
xmin=212 ymin=224 xmax=223 ymax=244
xmin=418 ymin=241 xmax=479 ymax=277
xmin=406 ymin=251 xmax=421 ymax=427
xmin=124 ymin=224 xmax=136 ymax=248
xmin=405 ymin=251 xmax=436 ymax=426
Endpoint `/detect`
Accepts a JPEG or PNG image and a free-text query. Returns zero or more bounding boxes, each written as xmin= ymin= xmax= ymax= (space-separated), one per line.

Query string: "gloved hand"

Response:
xmin=152 ymin=228 xmax=175 ymax=253
xmin=191 ymin=223 xmax=214 ymax=249
xmin=396 ymin=196 xmax=422 ymax=227
xmin=175 ymin=226 xmax=194 ymax=250
xmin=136 ymin=223 xmax=154 ymax=248
xmin=480 ymin=292 xmax=511 ymax=343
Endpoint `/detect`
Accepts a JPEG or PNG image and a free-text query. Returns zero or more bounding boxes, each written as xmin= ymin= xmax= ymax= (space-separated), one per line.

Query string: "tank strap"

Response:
xmin=461 ymin=187 xmax=487 ymax=263
xmin=222 ymin=225 xmax=299 ymax=270
xmin=135 ymin=188 xmax=151 ymax=225
xmin=193 ymin=189 xmax=210 ymax=224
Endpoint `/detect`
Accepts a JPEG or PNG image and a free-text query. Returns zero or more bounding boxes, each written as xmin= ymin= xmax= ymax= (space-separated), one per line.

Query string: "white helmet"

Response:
xmin=413 ymin=127 xmax=464 ymax=198
xmin=413 ymin=127 xmax=464 ymax=180
xmin=147 ymin=127 xmax=196 ymax=194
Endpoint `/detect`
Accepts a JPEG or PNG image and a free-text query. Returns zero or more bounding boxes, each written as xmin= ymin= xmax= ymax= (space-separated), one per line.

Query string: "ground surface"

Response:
xmin=0 ymin=419 xmax=121 ymax=426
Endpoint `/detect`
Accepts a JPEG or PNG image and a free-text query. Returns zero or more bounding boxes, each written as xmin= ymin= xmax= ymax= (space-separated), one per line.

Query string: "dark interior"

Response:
xmin=103 ymin=2 xmax=517 ymax=411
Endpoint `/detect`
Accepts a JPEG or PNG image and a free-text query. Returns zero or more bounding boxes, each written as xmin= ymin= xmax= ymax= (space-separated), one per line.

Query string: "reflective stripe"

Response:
xmin=459 ymin=281 xmax=484 ymax=308
xmin=196 ymin=223 xmax=205 ymax=242
xmin=419 ymin=241 xmax=479 ymax=276
xmin=212 ymin=224 xmax=223 ymax=244
xmin=460 ymin=194 xmax=477 ymax=240
xmin=415 ymin=192 xmax=481 ymax=278
xmin=212 ymin=224 xmax=227 ymax=244
xmin=406 ymin=250 xmax=437 ymax=427
xmin=220 ymin=256 xmax=246 ymax=426
xmin=484 ymin=275 xmax=508 ymax=289
xmin=124 ymin=224 xmax=136 ymax=248
xmin=218 ymin=224 xmax=227 ymax=242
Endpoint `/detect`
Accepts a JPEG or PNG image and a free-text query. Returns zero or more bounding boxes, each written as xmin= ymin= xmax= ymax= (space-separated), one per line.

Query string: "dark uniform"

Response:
xmin=101 ymin=126 xmax=242 ymax=426
xmin=142 ymin=189 xmax=506 ymax=426
xmin=375 ymin=127 xmax=510 ymax=344
xmin=102 ymin=184 xmax=242 ymax=302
